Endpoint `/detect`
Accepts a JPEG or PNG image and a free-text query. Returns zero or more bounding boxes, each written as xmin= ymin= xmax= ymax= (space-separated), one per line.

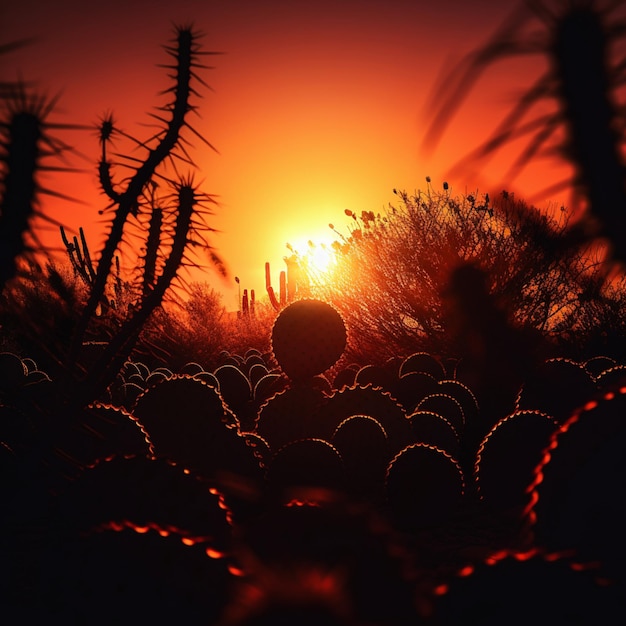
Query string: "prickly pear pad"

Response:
xmin=271 ymin=299 xmax=347 ymax=382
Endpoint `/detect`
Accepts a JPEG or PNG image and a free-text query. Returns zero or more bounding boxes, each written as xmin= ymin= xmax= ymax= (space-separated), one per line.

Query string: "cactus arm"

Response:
xmin=74 ymin=182 xmax=197 ymax=406
xmin=267 ymin=285 xmax=280 ymax=311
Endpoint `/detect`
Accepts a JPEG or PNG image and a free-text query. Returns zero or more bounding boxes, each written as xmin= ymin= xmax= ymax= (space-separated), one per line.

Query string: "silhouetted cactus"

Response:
xmin=474 ymin=409 xmax=558 ymax=512
xmin=385 ymin=442 xmax=465 ymax=531
xmin=408 ymin=410 xmax=460 ymax=459
xmin=270 ymin=298 xmax=347 ymax=382
xmin=255 ymin=383 xmax=329 ymax=452
xmin=526 ymin=385 xmax=626 ymax=588
xmin=265 ymin=256 xmax=302 ymax=311
xmin=583 ymin=354 xmax=618 ymax=380
xmin=429 ymin=548 xmax=620 ymax=625
xmin=213 ymin=363 xmax=254 ymax=430
xmin=321 ymin=384 xmax=413 ymax=458
xmin=264 ymin=437 xmax=345 ymax=500
xmin=60 ymin=25 xmax=226 ymax=408
xmin=60 ymin=226 xmax=95 ymax=287
xmin=0 ymin=88 xmax=76 ymax=290
xmin=515 ymin=357 xmax=597 ymax=424
xmin=394 ymin=370 xmax=439 ymax=414
xmin=416 ymin=393 xmax=465 ymax=437
xmin=37 ymin=455 xmax=237 ymax=623
xmin=399 ymin=351 xmax=447 ymax=380
xmin=331 ymin=414 xmax=389 ymax=502
xmin=131 ymin=375 xmax=265 ymax=517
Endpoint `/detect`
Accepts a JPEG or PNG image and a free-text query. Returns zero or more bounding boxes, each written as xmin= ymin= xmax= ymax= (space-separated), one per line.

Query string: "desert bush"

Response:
xmin=134 ymin=282 xmax=275 ymax=372
xmin=302 ymin=183 xmax=625 ymax=364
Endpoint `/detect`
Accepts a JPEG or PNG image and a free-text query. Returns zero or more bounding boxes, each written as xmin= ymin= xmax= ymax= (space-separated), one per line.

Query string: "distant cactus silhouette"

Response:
xmin=265 ymin=254 xmax=303 ymax=311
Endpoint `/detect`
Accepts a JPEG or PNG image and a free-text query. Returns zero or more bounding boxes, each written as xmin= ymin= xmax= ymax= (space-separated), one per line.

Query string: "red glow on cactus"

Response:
xmin=133 ymin=525 xmax=150 ymax=534
xmin=458 ymin=565 xmax=474 ymax=577
xmin=206 ymin=547 xmax=225 ymax=559
xmin=513 ymin=549 xmax=538 ymax=561
xmin=94 ymin=520 xmax=228 ymax=555
xmin=433 ymin=584 xmax=449 ymax=596
xmin=583 ymin=400 xmax=598 ymax=412
xmin=228 ymin=564 xmax=246 ymax=577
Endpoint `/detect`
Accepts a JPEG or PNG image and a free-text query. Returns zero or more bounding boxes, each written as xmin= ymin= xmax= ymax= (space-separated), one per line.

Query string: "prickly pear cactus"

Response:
xmin=515 ymin=357 xmax=597 ymax=424
xmin=37 ymin=525 xmax=236 ymax=624
xmin=593 ymin=363 xmax=626 ymax=391
xmin=331 ymin=414 xmax=389 ymax=502
xmin=474 ymin=410 xmax=559 ymax=512
xmin=526 ymin=387 xmax=626 ymax=588
xmin=264 ymin=437 xmax=345 ymax=499
xmin=48 ymin=454 xmax=234 ymax=545
xmin=428 ymin=549 xmax=621 ymax=625
xmin=38 ymin=456 xmax=238 ymax=625
xmin=255 ymin=383 xmax=329 ymax=452
xmin=385 ymin=443 xmax=465 ymax=532
xmin=270 ymin=298 xmax=347 ymax=383
xmin=437 ymin=379 xmax=480 ymax=425
xmin=399 ymin=351 xmax=447 ymax=380
xmin=354 ymin=363 xmax=398 ymax=395
xmin=324 ymin=384 xmax=412 ymax=453
xmin=38 ymin=402 xmax=153 ymax=495
xmin=416 ymin=393 xmax=466 ymax=436
xmin=407 ymin=410 xmax=460 ymax=458
xmin=394 ymin=371 xmax=439 ymax=413
xmin=213 ymin=363 xmax=254 ymax=430
xmin=131 ymin=375 xmax=265 ymax=512
xmin=582 ymin=355 xmax=617 ymax=381
xmin=331 ymin=363 xmax=359 ymax=390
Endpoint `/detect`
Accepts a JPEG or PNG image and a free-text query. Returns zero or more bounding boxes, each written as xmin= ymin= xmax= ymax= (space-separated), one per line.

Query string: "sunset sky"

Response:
xmin=2 ymin=0 xmax=575 ymax=309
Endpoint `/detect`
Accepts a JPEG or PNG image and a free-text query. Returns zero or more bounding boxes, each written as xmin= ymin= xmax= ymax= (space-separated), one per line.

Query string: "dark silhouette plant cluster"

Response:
xmin=0 ymin=46 xmax=78 ymax=291
xmin=304 ymin=182 xmax=626 ymax=369
xmin=2 ymin=297 xmax=625 ymax=623
xmin=2 ymin=4 xmax=626 ymax=624
xmin=1 ymin=25 xmax=227 ymax=410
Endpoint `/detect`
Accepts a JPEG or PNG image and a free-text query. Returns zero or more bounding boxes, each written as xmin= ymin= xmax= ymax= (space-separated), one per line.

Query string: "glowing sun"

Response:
xmin=287 ymin=239 xmax=337 ymax=279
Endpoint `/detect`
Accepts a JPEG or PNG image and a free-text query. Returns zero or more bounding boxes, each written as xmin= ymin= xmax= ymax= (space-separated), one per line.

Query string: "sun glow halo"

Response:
xmin=287 ymin=238 xmax=338 ymax=283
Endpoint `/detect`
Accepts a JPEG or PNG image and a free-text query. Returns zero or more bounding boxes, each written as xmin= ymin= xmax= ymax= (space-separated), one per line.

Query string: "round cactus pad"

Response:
xmin=271 ymin=299 xmax=347 ymax=381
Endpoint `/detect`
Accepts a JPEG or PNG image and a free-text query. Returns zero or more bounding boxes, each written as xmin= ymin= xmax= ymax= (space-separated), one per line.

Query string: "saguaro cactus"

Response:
xmin=265 ymin=255 xmax=301 ymax=312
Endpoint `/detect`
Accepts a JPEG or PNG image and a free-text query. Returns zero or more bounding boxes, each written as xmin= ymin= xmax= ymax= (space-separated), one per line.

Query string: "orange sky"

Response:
xmin=2 ymin=0 xmax=575 ymax=310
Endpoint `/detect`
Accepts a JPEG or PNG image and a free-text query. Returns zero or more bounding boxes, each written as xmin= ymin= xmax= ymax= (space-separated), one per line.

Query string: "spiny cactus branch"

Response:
xmin=74 ymin=181 xmax=199 ymax=406
xmin=66 ymin=25 xmax=211 ymax=374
